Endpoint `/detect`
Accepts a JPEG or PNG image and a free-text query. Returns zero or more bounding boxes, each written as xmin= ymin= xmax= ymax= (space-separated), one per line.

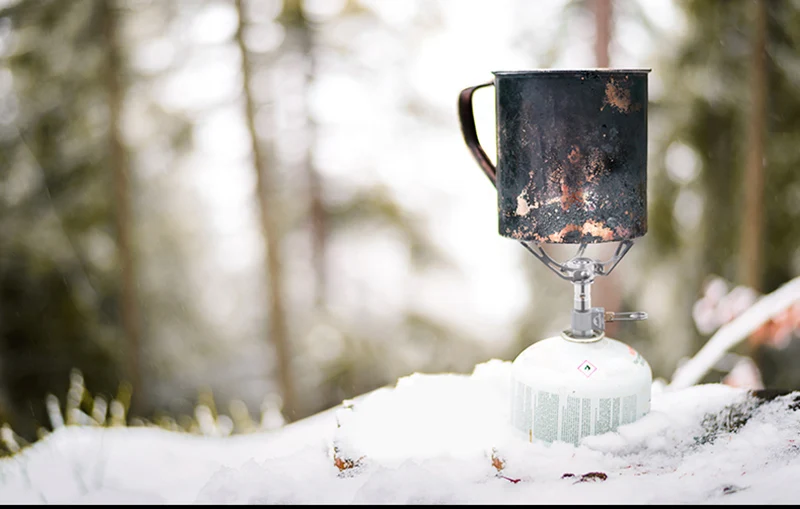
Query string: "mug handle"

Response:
xmin=458 ymin=81 xmax=496 ymax=186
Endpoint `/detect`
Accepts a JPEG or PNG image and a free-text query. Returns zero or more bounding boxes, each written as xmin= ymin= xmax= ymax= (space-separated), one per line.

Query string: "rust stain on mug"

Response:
xmin=545 ymin=219 xmax=615 ymax=243
xmin=603 ymin=78 xmax=632 ymax=113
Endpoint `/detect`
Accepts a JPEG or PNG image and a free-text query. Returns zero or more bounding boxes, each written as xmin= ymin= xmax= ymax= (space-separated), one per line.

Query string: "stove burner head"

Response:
xmin=458 ymin=69 xmax=649 ymax=244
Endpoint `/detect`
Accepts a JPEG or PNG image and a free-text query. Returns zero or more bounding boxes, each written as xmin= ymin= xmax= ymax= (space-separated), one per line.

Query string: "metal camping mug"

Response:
xmin=458 ymin=69 xmax=649 ymax=244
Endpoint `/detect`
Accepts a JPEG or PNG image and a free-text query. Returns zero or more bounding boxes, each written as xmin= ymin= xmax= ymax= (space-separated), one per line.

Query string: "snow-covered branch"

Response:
xmin=668 ymin=276 xmax=800 ymax=390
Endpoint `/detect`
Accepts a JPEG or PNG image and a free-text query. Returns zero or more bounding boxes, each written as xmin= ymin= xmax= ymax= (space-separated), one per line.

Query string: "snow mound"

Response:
xmin=2 ymin=360 xmax=800 ymax=504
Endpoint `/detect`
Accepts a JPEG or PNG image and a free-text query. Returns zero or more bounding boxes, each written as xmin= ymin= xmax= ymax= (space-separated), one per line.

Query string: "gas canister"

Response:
xmin=510 ymin=332 xmax=651 ymax=444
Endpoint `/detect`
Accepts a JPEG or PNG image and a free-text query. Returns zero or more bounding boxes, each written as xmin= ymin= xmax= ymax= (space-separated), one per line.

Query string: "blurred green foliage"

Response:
xmin=0 ymin=0 xmax=124 ymax=438
xmin=647 ymin=0 xmax=800 ymax=358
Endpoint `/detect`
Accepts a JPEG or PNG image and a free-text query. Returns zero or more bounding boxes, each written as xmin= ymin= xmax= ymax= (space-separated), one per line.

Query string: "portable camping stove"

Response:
xmin=459 ymin=69 xmax=653 ymax=444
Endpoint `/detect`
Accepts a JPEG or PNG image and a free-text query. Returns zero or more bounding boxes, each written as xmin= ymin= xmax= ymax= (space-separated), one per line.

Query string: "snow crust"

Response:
xmin=2 ymin=359 xmax=799 ymax=504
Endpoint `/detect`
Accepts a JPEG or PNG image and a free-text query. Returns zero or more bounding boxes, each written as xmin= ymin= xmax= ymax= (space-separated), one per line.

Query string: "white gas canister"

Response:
xmin=510 ymin=332 xmax=651 ymax=445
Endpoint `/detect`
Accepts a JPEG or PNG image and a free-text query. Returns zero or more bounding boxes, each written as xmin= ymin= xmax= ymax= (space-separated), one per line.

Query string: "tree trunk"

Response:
xmin=284 ymin=0 xmax=327 ymax=311
xmin=593 ymin=0 xmax=612 ymax=68
xmin=102 ymin=0 xmax=143 ymax=414
xmin=301 ymin=27 xmax=327 ymax=311
xmin=234 ymin=0 xmax=296 ymax=421
xmin=591 ymin=0 xmax=623 ymax=336
xmin=738 ymin=0 xmax=767 ymax=292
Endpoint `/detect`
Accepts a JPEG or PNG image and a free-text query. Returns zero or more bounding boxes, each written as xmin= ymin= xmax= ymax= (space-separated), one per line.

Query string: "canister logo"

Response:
xmin=577 ymin=360 xmax=597 ymax=377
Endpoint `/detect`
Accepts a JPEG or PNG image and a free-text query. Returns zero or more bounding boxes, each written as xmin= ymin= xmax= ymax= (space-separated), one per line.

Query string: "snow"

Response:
xmin=2 ymin=360 xmax=800 ymax=504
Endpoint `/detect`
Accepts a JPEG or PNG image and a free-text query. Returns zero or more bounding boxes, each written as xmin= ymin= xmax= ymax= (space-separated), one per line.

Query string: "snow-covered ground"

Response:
xmin=1 ymin=359 xmax=799 ymax=504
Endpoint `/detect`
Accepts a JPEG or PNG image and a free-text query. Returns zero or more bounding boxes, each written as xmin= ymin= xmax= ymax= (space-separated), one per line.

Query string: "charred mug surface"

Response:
xmin=494 ymin=70 xmax=648 ymax=244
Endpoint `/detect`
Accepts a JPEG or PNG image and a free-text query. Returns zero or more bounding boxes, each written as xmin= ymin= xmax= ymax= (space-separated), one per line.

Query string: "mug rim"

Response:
xmin=492 ymin=68 xmax=651 ymax=76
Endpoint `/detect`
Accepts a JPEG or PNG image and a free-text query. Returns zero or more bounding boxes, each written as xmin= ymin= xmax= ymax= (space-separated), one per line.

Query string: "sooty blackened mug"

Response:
xmin=458 ymin=69 xmax=649 ymax=244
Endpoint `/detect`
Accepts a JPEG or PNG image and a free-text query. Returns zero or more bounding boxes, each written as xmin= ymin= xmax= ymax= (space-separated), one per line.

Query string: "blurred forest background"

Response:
xmin=0 ymin=0 xmax=798 ymax=446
